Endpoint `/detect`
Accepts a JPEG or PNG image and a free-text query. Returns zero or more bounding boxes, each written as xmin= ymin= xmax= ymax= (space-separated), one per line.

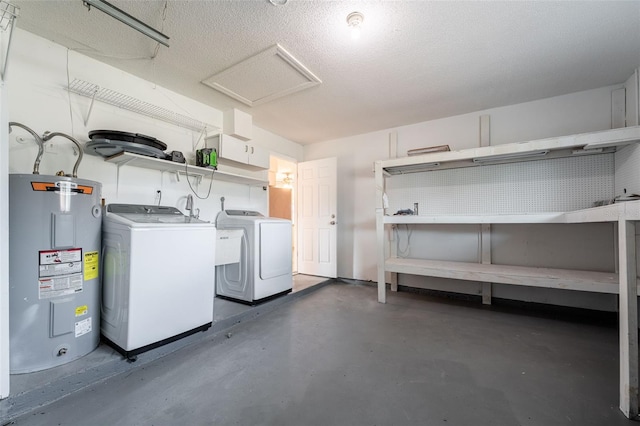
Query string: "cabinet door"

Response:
xmin=248 ymin=144 xmax=270 ymax=169
xmin=219 ymin=134 xmax=249 ymax=164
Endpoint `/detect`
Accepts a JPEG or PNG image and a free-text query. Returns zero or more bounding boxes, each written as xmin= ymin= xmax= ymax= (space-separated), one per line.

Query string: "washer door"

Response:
xmin=259 ymin=222 xmax=292 ymax=280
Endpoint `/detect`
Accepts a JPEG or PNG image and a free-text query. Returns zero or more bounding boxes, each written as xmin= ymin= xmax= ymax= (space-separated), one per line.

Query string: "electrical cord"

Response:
xmin=151 ymin=0 xmax=168 ymax=59
xmin=394 ymin=224 xmax=412 ymax=258
xmin=184 ymin=160 xmax=215 ymax=200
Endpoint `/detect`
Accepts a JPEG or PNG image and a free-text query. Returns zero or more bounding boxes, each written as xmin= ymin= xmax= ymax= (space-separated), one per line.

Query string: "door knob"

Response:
xmin=330 ymin=221 xmax=336 ymax=225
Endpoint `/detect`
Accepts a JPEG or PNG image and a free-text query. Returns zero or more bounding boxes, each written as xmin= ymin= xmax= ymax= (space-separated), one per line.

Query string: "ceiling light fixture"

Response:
xmin=282 ymin=173 xmax=293 ymax=188
xmin=83 ymin=0 xmax=170 ymax=47
xmin=346 ymin=11 xmax=364 ymax=40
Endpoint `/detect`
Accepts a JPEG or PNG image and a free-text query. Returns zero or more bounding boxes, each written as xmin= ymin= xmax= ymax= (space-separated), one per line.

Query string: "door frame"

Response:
xmin=268 ymin=155 xmax=298 ymax=273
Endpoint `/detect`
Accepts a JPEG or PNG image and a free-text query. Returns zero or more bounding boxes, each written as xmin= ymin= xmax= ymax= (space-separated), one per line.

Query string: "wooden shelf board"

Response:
xmin=385 ymin=258 xmax=624 ymax=294
xmin=562 ymin=203 xmax=624 ymax=223
xmin=383 ymin=201 xmax=640 ymax=225
xmin=380 ymin=126 xmax=640 ymax=174
xmin=384 ymin=213 xmax=565 ymax=224
xmin=212 ymin=169 xmax=268 ymax=186
xmin=104 ymin=151 xmax=268 ymax=186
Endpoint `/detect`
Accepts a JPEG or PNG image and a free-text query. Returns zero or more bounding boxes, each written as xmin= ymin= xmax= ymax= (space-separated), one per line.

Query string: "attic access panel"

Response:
xmin=201 ymin=44 xmax=321 ymax=107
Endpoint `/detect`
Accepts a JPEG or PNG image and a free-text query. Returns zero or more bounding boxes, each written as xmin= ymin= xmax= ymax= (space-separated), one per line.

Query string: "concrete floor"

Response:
xmin=1 ymin=274 xmax=328 ymax=423
xmin=6 ymin=282 xmax=636 ymax=425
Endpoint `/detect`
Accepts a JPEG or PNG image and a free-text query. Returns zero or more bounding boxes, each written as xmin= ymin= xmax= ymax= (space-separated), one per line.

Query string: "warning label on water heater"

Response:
xmin=38 ymin=274 xmax=83 ymax=299
xmin=75 ymin=317 xmax=92 ymax=338
xmin=83 ymin=251 xmax=99 ymax=281
xmin=39 ymin=248 xmax=82 ymax=278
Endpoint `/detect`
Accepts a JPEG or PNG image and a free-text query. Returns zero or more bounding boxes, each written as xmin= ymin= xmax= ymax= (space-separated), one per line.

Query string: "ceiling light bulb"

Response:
xmin=282 ymin=173 xmax=293 ymax=188
xmin=346 ymin=11 xmax=364 ymax=40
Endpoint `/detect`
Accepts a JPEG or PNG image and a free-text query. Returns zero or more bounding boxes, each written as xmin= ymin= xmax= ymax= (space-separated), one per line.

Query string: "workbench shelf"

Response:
xmin=385 ymin=258 xmax=628 ymax=294
xmin=383 ymin=203 xmax=640 ymax=294
xmin=374 ymin=125 xmax=640 ymax=419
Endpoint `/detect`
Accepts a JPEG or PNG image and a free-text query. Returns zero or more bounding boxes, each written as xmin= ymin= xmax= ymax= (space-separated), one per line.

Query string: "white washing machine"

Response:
xmin=101 ymin=204 xmax=216 ymax=358
xmin=216 ymin=210 xmax=292 ymax=304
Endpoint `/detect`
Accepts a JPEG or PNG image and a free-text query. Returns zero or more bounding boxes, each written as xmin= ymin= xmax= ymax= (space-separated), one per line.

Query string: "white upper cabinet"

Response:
xmin=206 ymin=134 xmax=270 ymax=170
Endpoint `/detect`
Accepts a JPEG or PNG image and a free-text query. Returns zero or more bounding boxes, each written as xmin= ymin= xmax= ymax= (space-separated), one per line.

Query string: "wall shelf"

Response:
xmin=381 ymin=126 xmax=640 ymax=174
xmin=384 ymin=213 xmax=565 ymax=224
xmin=68 ymin=79 xmax=219 ymax=132
xmin=0 ymin=0 xmax=18 ymax=81
xmin=105 ymin=151 xmax=268 ymax=186
xmin=383 ymin=201 xmax=640 ymax=225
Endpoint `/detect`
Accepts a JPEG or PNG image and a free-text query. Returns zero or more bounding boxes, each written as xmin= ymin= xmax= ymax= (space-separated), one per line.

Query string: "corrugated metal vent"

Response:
xmin=202 ymin=44 xmax=321 ymax=107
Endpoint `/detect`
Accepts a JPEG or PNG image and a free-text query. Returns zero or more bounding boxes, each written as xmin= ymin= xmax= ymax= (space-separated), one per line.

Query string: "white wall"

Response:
xmin=8 ymin=29 xmax=303 ymax=220
xmin=305 ymin=83 xmax=626 ymax=310
xmin=0 ymin=55 xmax=10 ymax=399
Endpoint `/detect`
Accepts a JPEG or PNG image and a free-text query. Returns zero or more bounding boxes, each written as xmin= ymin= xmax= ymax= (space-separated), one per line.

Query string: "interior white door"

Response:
xmin=297 ymin=157 xmax=337 ymax=278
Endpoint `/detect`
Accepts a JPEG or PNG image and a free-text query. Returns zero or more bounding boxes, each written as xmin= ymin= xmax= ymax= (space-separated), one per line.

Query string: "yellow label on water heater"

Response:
xmin=75 ymin=305 xmax=88 ymax=317
xmin=84 ymin=251 xmax=99 ymax=281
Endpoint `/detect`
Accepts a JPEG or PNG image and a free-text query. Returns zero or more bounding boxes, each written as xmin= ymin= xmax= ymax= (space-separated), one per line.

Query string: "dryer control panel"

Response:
xmin=224 ymin=210 xmax=264 ymax=217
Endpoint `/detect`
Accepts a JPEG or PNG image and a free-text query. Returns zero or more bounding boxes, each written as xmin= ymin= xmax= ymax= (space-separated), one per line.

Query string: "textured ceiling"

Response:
xmin=11 ymin=0 xmax=640 ymax=145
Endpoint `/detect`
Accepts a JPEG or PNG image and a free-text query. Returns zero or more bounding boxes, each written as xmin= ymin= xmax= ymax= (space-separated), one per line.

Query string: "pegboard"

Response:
xmin=615 ymin=144 xmax=640 ymax=198
xmin=385 ymin=154 xmax=614 ymax=215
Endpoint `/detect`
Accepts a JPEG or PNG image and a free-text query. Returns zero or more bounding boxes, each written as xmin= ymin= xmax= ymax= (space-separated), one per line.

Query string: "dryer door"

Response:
xmin=215 ymin=230 xmax=250 ymax=301
xmin=260 ymin=222 xmax=292 ymax=279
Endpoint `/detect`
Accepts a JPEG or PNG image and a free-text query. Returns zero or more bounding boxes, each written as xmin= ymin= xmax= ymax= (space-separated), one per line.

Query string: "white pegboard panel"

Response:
xmin=385 ymin=154 xmax=614 ymax=215
xmin=615 ymin=144 xmax=640 ymax=197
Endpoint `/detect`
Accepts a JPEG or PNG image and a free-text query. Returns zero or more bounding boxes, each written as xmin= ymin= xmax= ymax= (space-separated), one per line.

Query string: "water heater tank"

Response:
xmin=9 ymin=174 xmax=103 ymax=373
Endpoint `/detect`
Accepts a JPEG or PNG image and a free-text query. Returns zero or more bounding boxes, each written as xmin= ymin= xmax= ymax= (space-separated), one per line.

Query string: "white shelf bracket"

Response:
xmin=0 ymin=1 xmax=19 ymax=82
xmin=115 ymin=162 xmax=121 ymax=198
xmin=83 ymin=85 xmax=100 ymax=126
xmin=113 ymin=158 xmax=135 ymax=198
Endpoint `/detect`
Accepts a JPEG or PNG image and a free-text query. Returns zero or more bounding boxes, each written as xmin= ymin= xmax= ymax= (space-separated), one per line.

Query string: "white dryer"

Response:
xmin=101 ymin=204 xmax=216 ymax=358
xmin=215 ymin=210 xmax=292 ymax=304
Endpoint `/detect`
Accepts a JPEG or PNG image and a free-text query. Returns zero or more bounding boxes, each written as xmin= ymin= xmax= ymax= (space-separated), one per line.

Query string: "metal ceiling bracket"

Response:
xmin=82 ymin=0 xmax=170 ymax=47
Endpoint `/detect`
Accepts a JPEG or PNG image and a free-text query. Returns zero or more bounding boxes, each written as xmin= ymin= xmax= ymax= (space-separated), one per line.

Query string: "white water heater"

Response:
xmin=9 ymin=174 xmax=103 ymax=373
